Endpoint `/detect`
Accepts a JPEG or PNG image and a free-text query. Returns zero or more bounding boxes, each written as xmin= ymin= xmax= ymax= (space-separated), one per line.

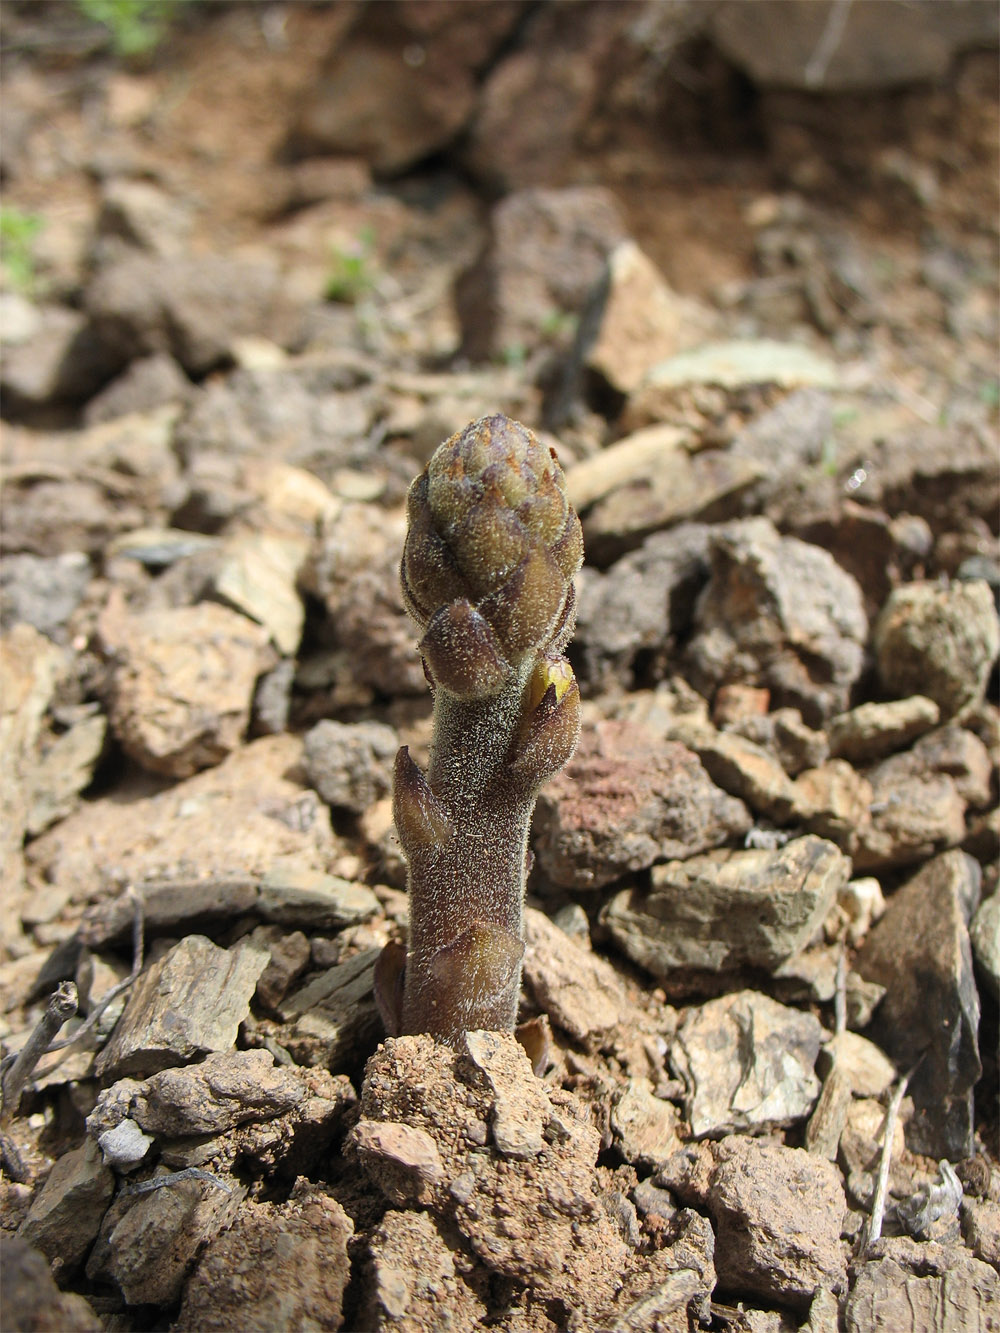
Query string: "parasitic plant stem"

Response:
xmin=386 ymin=414 xmax=583 ymax=1043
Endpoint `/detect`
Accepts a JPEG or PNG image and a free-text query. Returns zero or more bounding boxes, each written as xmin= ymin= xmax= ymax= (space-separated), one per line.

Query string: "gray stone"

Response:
xmin=89 ymin=1168 xmax=244 ymax=1305
xmin=258 ymin=866 xmax=380 ymax=929
xmin=533 ymin=720 xmax=751 ymax=890
xmin=583 ymin=447 xmax=766 ymax=565
xmin=25 ymin=708 xmax=107 ymax=836
xmin=573 ymin=523 xmax=712 ymax=691
xmin=712 ymin=0 xmax=999 ymax=91
xmin=17 ymin=1140 xmax=114 ymax=1274
xmin=855 ymin=851 xmax=982 ymax=1159
xmin=606 ymin=1210 xmax=716 ymax=1332
xmin=95 ymin=178 xmax=192 ymax=256
xmin=829 ymin=695 xmax=941 ymax=763
xmin=304 ymin=718 xmax=398 ymax=814
xmin=845 ymin=1238 xmax=1000 ymax=1333
xmin=85 ymin=251 xmax=304 ymax=376
xmin=97 ymin=1118 xmax=154 ymax=1171
xmin=603 ymin=836 xmax=849 ymax=978
xmin=874 ymin=579 xmax=1000 ymax=720
xmin=456 ymin=185 xmax=628 ymax=362
xmin=686 ymin=518 xmax=867 ymax=726
xmin=95 ymin=935 xmax=270 ymax=1079
xmin=708 ymin=1136 xmax=847 ymax=1309
xmin=175 ymin=1186 xmax=352 ymax=1333
xmin=970 ymin=893 xmax=1000 ymax=998
xmin=307 ymin=502 xmax=425 ymax=697
xmin=275 ymin=946 xmax=381 ymax=1069
xmin=250 ymin=926 xmax=310 ymax=1012
xmin=0 ymin=303 xmax=116 ymax=407
xmin=131 ymin=1050 xmax=306 ymax=1137
xmin=0 ymin=551 xmax=91 ymax=640
xmin=672 ymin=990 xmax=823 ymax=1137
xmin=83 ymin=352 xmax=191 ymax=425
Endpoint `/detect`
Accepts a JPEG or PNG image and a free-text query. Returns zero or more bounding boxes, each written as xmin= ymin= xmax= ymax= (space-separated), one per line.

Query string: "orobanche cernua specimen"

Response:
xmin=378 ymin=414 xmax=583 ymax=1043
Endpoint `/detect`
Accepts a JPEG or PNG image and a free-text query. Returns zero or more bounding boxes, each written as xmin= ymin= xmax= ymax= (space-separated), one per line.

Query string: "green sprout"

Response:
xmin=324 ymin=226 xmax=377 ymax=305
xmin=0 ymin=207 xmax=44 ymax=295
xmin=75 ymin=0 xmax=179 ymax=58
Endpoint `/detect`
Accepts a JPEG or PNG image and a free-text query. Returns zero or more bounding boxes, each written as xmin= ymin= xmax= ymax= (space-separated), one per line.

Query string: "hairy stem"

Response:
xmin=402 ymin=665 xmax=535 ymax=1038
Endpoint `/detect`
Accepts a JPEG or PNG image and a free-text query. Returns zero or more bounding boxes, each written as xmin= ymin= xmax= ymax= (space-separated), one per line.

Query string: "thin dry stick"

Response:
xmin=1 ymin=981 xmax=78 ymax=1125
xmin=859 ymin=1060 xmax=920 ymax=1253
xmin=121 ymin=1167 xmax=233 ymax=1198
xmin=834 ymin=945 xmax=848 ymax=1037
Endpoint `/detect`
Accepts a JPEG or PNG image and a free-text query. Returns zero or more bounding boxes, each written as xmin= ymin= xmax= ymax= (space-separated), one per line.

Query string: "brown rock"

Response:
xmin=855 ymin=761 xmax=967 ymax=871
xmin=795 ymin=759 xmax=873 ymax=854
xmin=874 ymin=579 xmax=999 ymax=720
xmin=686 ymin=518 xmax=868 ymax=726
xmin=583 ymin=448 xmax=766 ymax=565
xmin=288 ymin=1 xmax=525 ymax=173
xmin=728 ymin=706 xmax=829 ymax=777
xmin=845 ymin=1238 xmax=1000 ymax=1333
xmin=30 ymin=735 xmax=339 ymax=907
xmin=176 ymin=1184 xmax=352 ymax=1332
xmin=463 ymin=1 xmax=633 ymax=190
xmin=131 ymin=1049 xmax=306 ymax=1137
xmin=274 ymin=946 xmax=382 ymax=1070
xmin=456 ymin=185 xmax=628 ymax=362
xmin=610 ymin=1079 xmax=684 ymax=1168
xmin=0 ymin=623 xmax=64 ymax=904
xmin=95 ymin=934 xmax=269 ymax=1079
xmin=86 ymin=251 xmax=304 ymax=376
xmin=533 ymin=719 xmax=751 ymax=889
xmin=88 ymin=1168 xmax=244 ymax=1305
xmin=349 ymin=1120 xmax=445 ymax=1205
xmin=579 ymin=240 xmax=717 ymax=397
xmin=855 ymin=850 xmax=981 ymax=1159
xmin=708 ymin=1136 xmax=847 ymax=1308
xmin=101 ymin=600 xmax=274 ymax=777
xmin=0 ymin=1237 xmax=102 ymax=1332
xmin=963 ymin=1198 xmax=1000 ymax=1272
xmin=358 ymin=1033 xmax=628 ymax=1315
xmin=603 ymin=835 xmax=849 ymax=979
xmin=357 ymin=1208 xmax=487 ymax=1331
xmin=829 ymin=696 xmax=941 ymax=763
xmin=522 ymin=906 xmax=625 ymax=1047
xmin=17 ymin=1140 xmax=114 ymax=1275
xmin=691 ymin=729 xmax=811 ymax=824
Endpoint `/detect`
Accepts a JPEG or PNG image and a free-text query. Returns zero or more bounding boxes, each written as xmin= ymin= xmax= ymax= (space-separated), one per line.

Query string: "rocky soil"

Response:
xmin=1 ymin=3 xmax=999 ymax=1330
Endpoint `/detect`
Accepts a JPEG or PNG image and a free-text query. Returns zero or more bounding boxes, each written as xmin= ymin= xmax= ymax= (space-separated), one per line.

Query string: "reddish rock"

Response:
xmin=533 ymin=718 xmax=751 ymax=889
